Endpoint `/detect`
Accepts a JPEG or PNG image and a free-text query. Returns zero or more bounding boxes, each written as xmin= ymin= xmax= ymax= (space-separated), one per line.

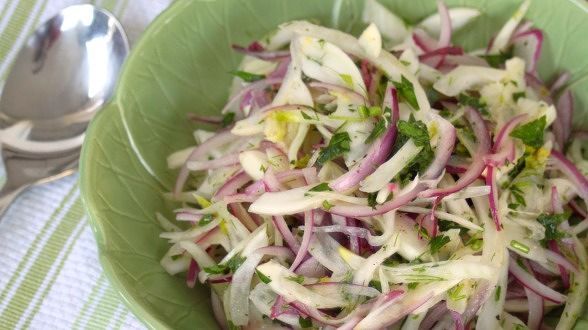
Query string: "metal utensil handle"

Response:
xmin=0 ymin=184 xmax=26 ymax=220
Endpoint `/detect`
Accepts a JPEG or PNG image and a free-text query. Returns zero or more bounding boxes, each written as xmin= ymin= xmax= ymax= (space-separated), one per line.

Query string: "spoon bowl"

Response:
xmin=0 ymin=4 xmax=128 ymax=216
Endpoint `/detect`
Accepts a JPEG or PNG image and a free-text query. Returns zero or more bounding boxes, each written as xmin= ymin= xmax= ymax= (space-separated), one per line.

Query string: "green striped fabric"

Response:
xmin=0 ymin=1 xmax=171 ymax=329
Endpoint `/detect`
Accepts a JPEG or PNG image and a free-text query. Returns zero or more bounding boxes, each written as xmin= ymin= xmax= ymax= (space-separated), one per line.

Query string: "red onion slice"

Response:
xmin=186 ymin=259 xmax=199 ymax=288
xmin=553 ymin=90 xmax=574 ymax=149
xmin=221 ymin=77 xmax=283 ymax=115
xmin=420 ymin=107 xmax=490 ymax=198
xmin=436 ymin=0 xmax=452 ymax=48
xmin=308 ymin=81 xmax=367 ymax=105
xmin=329 ymin=183 xmax=427 ymax=217
xmin=232 ymin=44 xmax=290 ymax=61
xmin=494 ymin=114 xmax=527 ymax=152
xmin=422 ymin=114 xmax=456 ymax=180
xmin=273 ymin=215 xmax=300 ymax=253
xmin=509 ymin=257 xmax=567 ymax=304
xmin=511 ymin=29 xmax=543 ymax=74
xmin=290 ymin=210 xmax=314 ymax=270
xmin=213 ymin=171 xmax=251 ymax=202
xmin=174 ymin=130 xmax=236 ymax=196
xmin=329 ymin=87 xmax=399 ymax=192
xmin=550 ymin=150 xmax=588 ymax=202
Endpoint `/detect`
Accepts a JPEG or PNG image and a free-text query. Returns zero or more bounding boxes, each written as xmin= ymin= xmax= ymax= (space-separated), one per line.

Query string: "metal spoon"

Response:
xmin=0 ymin=4 xmax=128 ymax=217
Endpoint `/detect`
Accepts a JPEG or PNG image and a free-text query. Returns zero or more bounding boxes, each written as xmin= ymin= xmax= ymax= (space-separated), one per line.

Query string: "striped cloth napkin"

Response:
xmin=0 ymin=1 xmax=172 ymax=329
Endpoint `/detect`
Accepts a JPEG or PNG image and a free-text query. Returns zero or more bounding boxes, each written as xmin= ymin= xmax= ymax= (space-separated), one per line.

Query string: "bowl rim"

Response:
xmin=79 ymin=0 xmax=588 ymax=329
xmin=80 ymin=0 xmax=193 ymax=329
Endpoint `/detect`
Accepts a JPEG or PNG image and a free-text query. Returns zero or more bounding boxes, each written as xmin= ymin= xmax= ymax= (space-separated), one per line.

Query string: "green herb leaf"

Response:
xmin=429 ymin=235 xmax=451 ymax=254
xmin=358 ymin=105 xmax=382 ymax=119
xmin=510 ymin=116 xmax=546 ymax=148
xmin=508 ymin=157 xmax=526 ymax=180
xmin=415 ymin=224 xmax=431 ymax=240
xmin=365 ymin=119 xmax=387 ymax=144
xmin=397 ymin=120 xmax=430 ymax=147
xmin=228 ymin=321 xmax=240 ymax=330
xmin=292 ymin=154 xmax=310 ymax=169
xmin=393 ymin=118 xmax=434 ymax=184
xmin=480 ymin=48 xmax=512 ymax=68
xmin=512 ymin=91 xmax=526 ymax=101
xmin=256 ymin=270 xmax=271 ymax=284
xmin=286 ymin=275 xmax=305 ymax=284
xmin=316 ymin=132 xmax=351 ymax=165
xmin=203 ymin=264 xmax=228 ymax=275
xmin=308 ymin=182 xmax=332 ymax=192
xmin=198 ymin=214 xmax=215 ymax=227
xmin=448 ymin=283 xmax=467 ymax=301
xmin=322 ymin=200 xmax=333 ymax=210
xmin=458 ymin=93 xmax=489 ymax=115
xmin=537 ymin=213 xmax=569 ymax=242
xmin=299 ymin=316 xmax=313 ymax=328
xmin=393 ymin=75 xmax=419 ymax=110
xmin=221 ymin=112 xmax=236 ymax=128
xmin=407 ymin=282 xmax=418 ymax=290
xmin=369 ymin=280 xmax=382 ymax=292
xmin=226 ymin=255 xmax=246 ymax=273
xmin=495 ymin=286 xmax=502 ymax=301
xmin=510 ymin=240 xmax=530 ymax=254
xmin=367 ymin=192 xmax=378 ymax=209
xmin=230 ymin=70 xmax=266 ymax=82
xmin=510 ymin=186 xmax=527 ymax=207
xmin=339 ymin=73 xmax=354 ymax=88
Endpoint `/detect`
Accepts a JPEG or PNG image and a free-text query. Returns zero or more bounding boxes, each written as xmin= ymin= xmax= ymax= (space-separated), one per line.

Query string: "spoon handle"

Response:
xmin=0 ymin=184 xmax=26 ymax=220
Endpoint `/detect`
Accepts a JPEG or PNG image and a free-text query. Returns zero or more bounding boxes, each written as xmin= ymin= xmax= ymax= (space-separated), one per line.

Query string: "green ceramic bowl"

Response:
xmin=80 ymin=0 xmax=588 ymax=328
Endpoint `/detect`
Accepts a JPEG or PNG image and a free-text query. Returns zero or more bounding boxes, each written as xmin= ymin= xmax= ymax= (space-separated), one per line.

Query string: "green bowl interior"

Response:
xmin=80 ymin=0 xmax=588 ymax=329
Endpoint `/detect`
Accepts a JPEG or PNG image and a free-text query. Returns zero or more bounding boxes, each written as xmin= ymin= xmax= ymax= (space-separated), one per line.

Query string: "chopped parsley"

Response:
xmin=458 ymin=93 xmax=489 ymax=115
xmin=495 ymin=286 xmax=502 ymax=301
xmin=507 ymin=157 xmax=527 ymax=180
xmin=480 ymin=48 xmax=513 ymax=68
xmin=510 ymin=240 xmax=530 ymax=254
xmin=397 ymin=119 xmax=431 ymax=146
xmin=393 ymin=117 xmax=434 ymax=184
xmin=230 ymin=70 xmax=265 ymax=82
xmin=203 ymin=264 xmax=228 ymax=275
xmin=415 ymin=224 xmax=431 ymax=240
xmin=322 ymin=200 xmax=334 ymax=210
xmin=369 ymin=280 xmax=382 ymax=292
xmin=429 ymin=235 xmax=451 ymax=254
xmin=339 ymin=73 xmax=354 ymax=88
xmin=299 ymin=316 xmax=313 ymax=328
xmin=510 ymin=185 xmax=527 ymax=208
xmin=448 ymin=283 xmax=467 ymax=301
xmin=228 ymin=321 xmax=240 ymax=330
xmin=316 ymin=132 xmax=351 ymax=165
xmin=286 ymin=275 xmax=305 ymax=284
xmin=226 ymin=255 xmax=246 ymax=273
xmin=512 ymin=91 xmax=526 ymax=102
xmin=510 ymin=115 xmax=546 ymax=148
xmin=221 ymin=112 xmax=236 ymax=128
xmin=365 ymin=120 xmax=387 ymax=144
xmin=358 ymin=105 xmax=382 ymax=118
xmin=407 ymin=282 xmax=419 ymax=290
xmin=367 ymin=192 xmax=378 ymax=209
xmin=308 ymin=182 xmax=332 ymax=193
xmin=537 ymin=212 xmax=569 ymax=242
xmin=292 ymin=154 xmax=310 ymax=169
xmin=203 ymin=255 xmax=246 ymax=274
xmin=198 ymin=214 xmax=215 ymax=227
xmin=392 ymin=75 xmax=420 ymax=110
xmin=256 ymin=270 xmax=271 ymax=284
